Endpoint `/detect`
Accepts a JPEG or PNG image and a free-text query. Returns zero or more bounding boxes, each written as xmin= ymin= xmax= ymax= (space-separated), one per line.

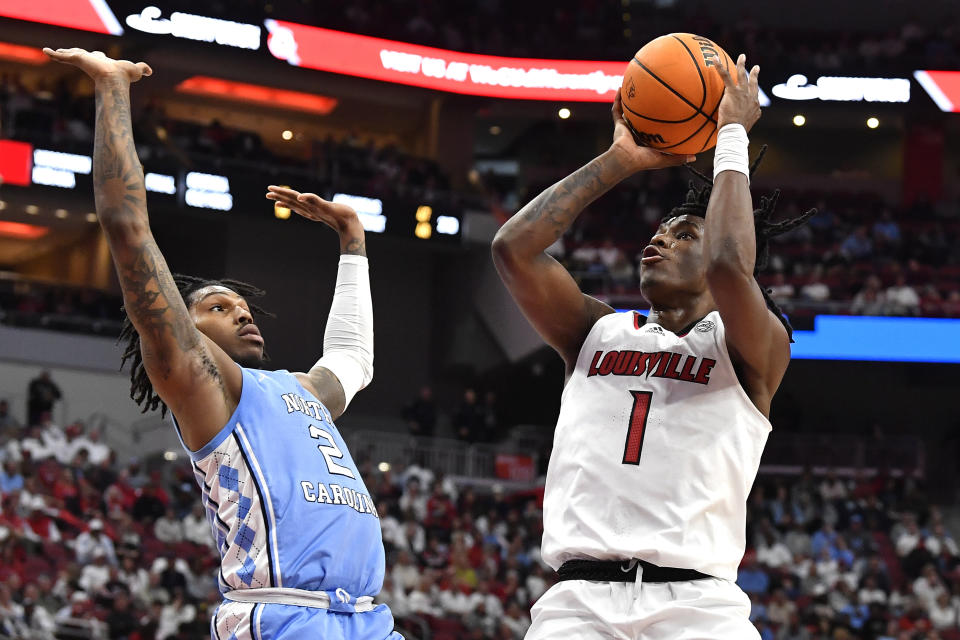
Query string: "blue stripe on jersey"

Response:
xmin=233 ymin=427 xmax=281 ymax=588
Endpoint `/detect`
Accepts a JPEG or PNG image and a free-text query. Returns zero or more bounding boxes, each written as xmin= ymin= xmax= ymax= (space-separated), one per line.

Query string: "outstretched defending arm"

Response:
xmin=44 ymin=48 xmax=239 ymax=449
xmin=703 ymin=54 xmax=790 ymax=409
xmin=491 ymin=94 xmax=694 ymax=371
xmin=265 ymin=187 xmax=372 ymax=421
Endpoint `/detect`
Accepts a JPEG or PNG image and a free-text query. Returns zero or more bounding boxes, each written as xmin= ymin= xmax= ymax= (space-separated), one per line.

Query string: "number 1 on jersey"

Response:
xmin=622 ymin=391 xmax=653 ymax=465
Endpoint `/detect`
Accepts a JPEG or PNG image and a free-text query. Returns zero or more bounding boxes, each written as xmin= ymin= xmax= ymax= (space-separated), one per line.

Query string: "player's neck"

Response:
xmin=647 ymin=298 xmax=716 ymax=334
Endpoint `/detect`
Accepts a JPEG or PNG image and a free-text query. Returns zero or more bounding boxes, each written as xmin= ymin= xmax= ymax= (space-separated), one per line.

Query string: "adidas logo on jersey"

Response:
xmin=587 ymin=349 xmax=717 ymax=385
xmin=646 ymin=325 xmax=664 ymax=335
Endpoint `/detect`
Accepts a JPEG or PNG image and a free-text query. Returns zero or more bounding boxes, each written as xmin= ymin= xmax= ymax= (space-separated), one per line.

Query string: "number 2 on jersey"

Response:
xmin=622 ymin=391 xmax=653 ymax=465
xmin=308 ymin=425 xmax=356 ymax=478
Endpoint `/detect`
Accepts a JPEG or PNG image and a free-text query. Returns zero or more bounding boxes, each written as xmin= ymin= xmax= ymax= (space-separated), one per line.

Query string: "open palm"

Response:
xmin=43 ymin=48 xmax=152 ymax=83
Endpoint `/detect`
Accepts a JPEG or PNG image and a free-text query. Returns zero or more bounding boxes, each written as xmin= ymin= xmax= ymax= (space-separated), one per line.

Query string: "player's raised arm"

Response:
xmin=703 ymin=55 xmax=790 ymax=396
xmin=43 ymin=48 xmax=239 ymax=449
xmin=265 ymin=187 xmax=372 ymax=421
xmin=492 ymin=93 xmax=695 ymax=369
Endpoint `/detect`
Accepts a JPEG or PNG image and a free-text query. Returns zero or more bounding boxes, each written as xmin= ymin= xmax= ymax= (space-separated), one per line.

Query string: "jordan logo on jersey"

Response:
xmin=586 ymin=349 xmax=716 ymax=385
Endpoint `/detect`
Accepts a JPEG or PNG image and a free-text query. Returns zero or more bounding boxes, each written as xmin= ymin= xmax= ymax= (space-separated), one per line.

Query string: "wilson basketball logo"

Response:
xmin=634 ymin=130 xmax=666 ymax=145
xmin=691 ymin=36 xmax=720 ymax=68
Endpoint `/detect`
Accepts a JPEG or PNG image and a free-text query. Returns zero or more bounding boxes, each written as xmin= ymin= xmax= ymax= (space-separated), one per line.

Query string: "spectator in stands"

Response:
xmin=851 ymin=276 xmax=888 ymax=316
xmin=885 ymin=274 xmax=921 ymax=316
xmin=153 ymin=507 xmax=184 ymax=544
xmin=156 ymin=588 xmax=196 ymax=639
xmin=27 ymin=371 xmax=61 ymax=427
xmin=425 ymin=483 xmax=456 ymax=540
xmin=403 ymin=385 xmax=437 ymax=438
xmin=800 ymin=265 xmax=831 ymax=302
xmin=767 ymin=588 xmax=798 ymax=626
xmin=914 ymin=564 xmax=948 ymax=611
xmin=0 ymin=400 xmax=20 ymax=436
xmin=841 ymin=226 xmax=874 ymax=261
xmin=182 ymin=503 xmax=212 ymax=548
xmin=738 ymin=554 xmax=770 ymax=595
xmin=928 ymin=592 xmax=958 ymax=630
xmin=0 ymin=461 xmax=23 ymax=494
xmin=768 ymin=272 xmax=795 ymax=304
xmin=873 ymin=209 xmax=903 ymax=248
xmin=454 ymin=388 xmax=486 ymax=442
xmin=399 ymin=477 xmax=428 ymax=522
xmin=74 ymin=518 xmax=117 ymax=565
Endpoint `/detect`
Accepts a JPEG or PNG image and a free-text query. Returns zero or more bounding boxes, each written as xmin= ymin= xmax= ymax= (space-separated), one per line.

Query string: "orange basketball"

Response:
xmin=620 ymin=33 xmax=735 ymax=155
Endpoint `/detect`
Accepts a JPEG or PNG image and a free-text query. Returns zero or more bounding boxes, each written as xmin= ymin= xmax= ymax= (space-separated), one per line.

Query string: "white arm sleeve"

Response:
xmin=313 ymin=254 xmax=373 ymax=409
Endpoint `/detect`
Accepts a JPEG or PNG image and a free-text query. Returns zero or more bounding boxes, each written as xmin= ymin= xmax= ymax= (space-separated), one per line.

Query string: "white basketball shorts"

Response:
xmin=526 ymin=574 xmax=759 ymax=640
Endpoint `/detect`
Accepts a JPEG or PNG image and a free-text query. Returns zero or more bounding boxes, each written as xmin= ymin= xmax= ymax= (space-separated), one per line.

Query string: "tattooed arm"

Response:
xmin=491 ymin=93 xmax=695 ymax=371
xmin=44 ymin=48 xmax=239 ymax=449
xmin=265 ymin=187 xmax=370 ymax=420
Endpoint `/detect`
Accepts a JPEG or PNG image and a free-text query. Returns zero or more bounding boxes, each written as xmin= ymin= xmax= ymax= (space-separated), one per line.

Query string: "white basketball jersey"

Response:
xmin=541 ymin=310 xmax=770 ymax=581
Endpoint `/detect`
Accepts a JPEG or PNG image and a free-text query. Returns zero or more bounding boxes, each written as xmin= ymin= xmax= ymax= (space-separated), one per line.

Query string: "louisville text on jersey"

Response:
xmin=586 ymin=349 xmax=717 ymax=385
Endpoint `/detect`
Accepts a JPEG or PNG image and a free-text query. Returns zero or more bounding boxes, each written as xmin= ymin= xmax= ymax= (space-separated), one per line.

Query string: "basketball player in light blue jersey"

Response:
xmin=44 ymin=47 xmax=403 ymax=640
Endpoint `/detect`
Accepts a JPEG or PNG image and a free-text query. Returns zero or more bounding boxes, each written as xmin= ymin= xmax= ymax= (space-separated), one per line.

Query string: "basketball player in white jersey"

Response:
xmin=493 ymin=55 xmax=812 ymax=638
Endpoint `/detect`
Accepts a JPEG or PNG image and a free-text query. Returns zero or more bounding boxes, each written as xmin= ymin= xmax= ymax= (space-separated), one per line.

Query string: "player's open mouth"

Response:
xmin=641 ymin=246 xmax=665 ymax=265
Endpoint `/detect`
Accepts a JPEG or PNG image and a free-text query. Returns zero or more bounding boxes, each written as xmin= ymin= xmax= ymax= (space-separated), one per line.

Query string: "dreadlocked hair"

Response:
xmin=662 ymin=146 xmax=817 ymax=341
xmin=118 ymin=275 xmax=273 ymax=417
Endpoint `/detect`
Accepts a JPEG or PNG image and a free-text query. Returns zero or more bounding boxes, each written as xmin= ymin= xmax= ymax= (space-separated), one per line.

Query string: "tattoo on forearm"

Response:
xmin=94 ymin=79 xmax=218 ymax=387
xmin=515 ymin=154 xmax=621 ymax=241
xmin=343 ymin=237 xmax=366 ymax=256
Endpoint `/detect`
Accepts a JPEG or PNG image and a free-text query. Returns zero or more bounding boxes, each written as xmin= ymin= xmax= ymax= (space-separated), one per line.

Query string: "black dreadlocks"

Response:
xmin=118 ymin=275 xmax=272 ymax=416
xmin=662 ymin=146 xmax=817 ymax=341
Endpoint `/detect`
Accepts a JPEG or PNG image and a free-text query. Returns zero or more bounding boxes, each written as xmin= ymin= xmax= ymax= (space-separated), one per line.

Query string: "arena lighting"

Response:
xmin=265 ymin=20 xmax=625 ymax=102
xmin=25 ymin=205 xmax=39 ymax=215
xmin=558 ymin=107 xmax=571 ymax=119
xmin=54 ymin=209 xmax=68 ymax=219
xmin=914 ymin=70 xmax=960 ymax=112
xmin=415 ymin=205 xmax=432 ymax=222
xmin=85 ymin=213 xmax=97 ymax=223
xmin=866 ymin=117 xmax=880 ymax=129
xmin=31 ymin=166 xmax=76 ymax=188
xmin=771 ymin=74 xmax=910 ymax=103
xmin=281 ymin=130 xmax=293 ymax=141
xmin=414 ymin=221 xmax=432 ymax=239
xmin=144 ymin=172 xmax=176 ymax=194
xmin=175 ymin=76 xmax=338 ymax=115
xmin=0 ymin=221 xmax=49 ymax=239
xmin=377 ymin=462 xmax=391 ymax=473
xmin=0 ymin=140 xmax=33 ymax=187
xmin=0 ymin=42 xmax=50 ymax=65
xmin=0 ymin=0 xmax=123 ymax=35
xmin=620 ymin=310 xmax=960 ymax=363
xmin=34 ymin=149 xmax=91 ymax=174
xmin=331 ymin=193 xmax=386 ymax=233
xmin=274 ymin=203 xmax=291 ymax=219
xmin=435 ymin=216 xmax=460 ymax=235
xmin=125 ymin=6 xmax=260 ymax=50
xmin=185 ymin=171 xmax=232 ymax=211
xmin=792 ymin=114 xmax=806 ymax=126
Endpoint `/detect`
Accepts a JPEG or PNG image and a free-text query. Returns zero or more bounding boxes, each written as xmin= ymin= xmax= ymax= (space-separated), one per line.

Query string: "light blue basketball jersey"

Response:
xmin=174 ymin=366 xmax=385 ymax=600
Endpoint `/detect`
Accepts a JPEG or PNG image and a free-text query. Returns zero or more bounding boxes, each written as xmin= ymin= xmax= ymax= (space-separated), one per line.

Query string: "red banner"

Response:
xmin=0 ymin=140 xmax=33 ymax=187
xmin=914 ymin=70 xmax=960 ymax=112
xmin=0 ymin=0 xmax=123 ymax=35
xmin=494 ymin=454 xmax=536 ymax=482
xmin=265 ymin=20 xmax=626 ymax=102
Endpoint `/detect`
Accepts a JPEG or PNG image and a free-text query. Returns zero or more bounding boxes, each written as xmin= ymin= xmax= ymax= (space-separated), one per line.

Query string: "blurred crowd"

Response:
xmin=544 ymin=169 xmax=960 ymax=318
xmin=402 ymin=386 xmax=503 ymax=443
xmin=1 ymin=369 xmax=959 ymax=639
xmin=741 ymin=471 xmax=960 ymax=640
